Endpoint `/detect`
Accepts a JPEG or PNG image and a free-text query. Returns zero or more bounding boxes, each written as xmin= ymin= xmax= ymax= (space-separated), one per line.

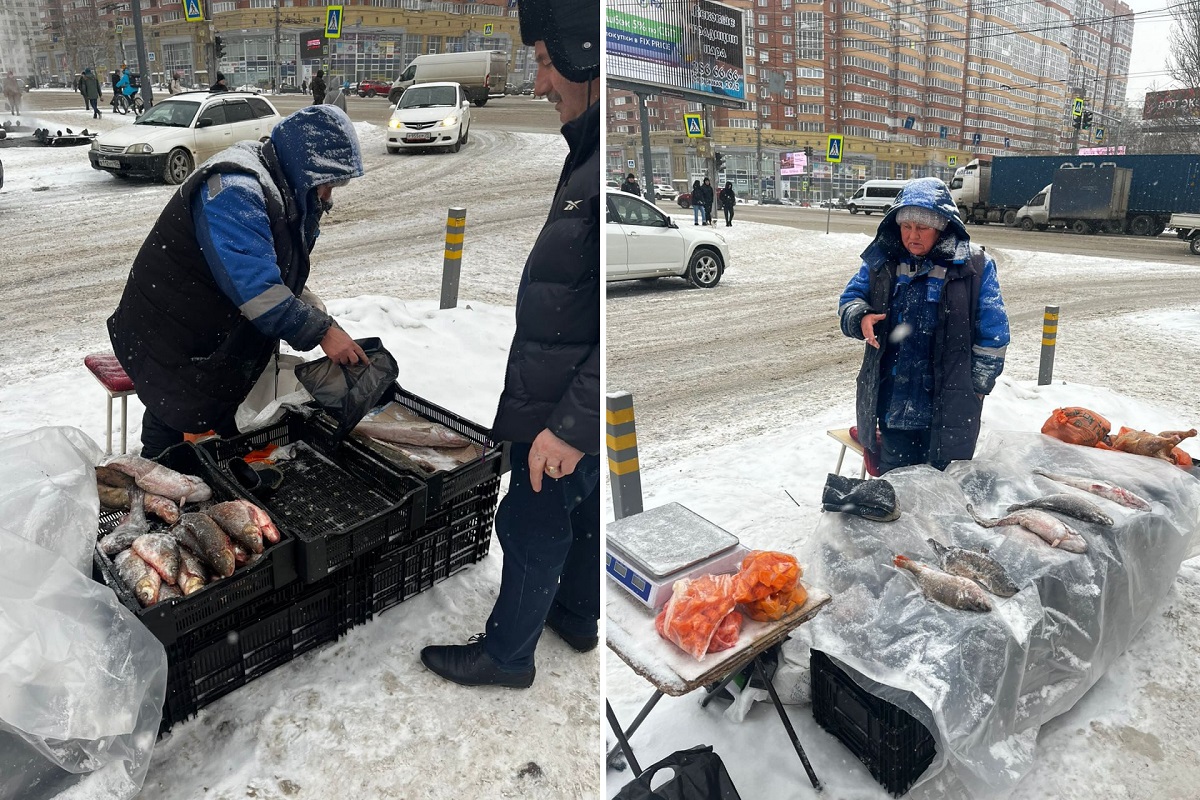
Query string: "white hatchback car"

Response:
xmin=606 ymin=191 xmax=729 ymax=289
xmin=653 ymin=183 xmax=677 ymax=201
xmin=89 ymin=91 xmax=282 ymax=184
xmin=386 ymin=81 xmax=471 ymax=154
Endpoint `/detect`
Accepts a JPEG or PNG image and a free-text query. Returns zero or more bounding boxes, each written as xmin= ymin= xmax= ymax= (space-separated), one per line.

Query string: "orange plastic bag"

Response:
xmin=707 ymin=611 xmax=744 ymax=653
xmin=654 ymin=574 xmax=737 ymax=660
xmin=1041 ymin=407 xmax=1111 ymax=447
xmin=742 ymin=584 xmax=809 ymax=622
xmin=733 ymin=551 xmax=800 ymax=604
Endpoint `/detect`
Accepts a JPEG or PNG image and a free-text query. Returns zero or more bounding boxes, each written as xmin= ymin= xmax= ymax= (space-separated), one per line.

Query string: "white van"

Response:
xmin=847 ymin=179 xmax=910 ymax=215
xmin=388 ymin=50 xmax=508 ymax=107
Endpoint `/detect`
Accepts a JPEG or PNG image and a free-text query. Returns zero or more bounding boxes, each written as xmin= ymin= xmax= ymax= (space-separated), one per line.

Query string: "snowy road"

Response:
xmin=605 ymin=220 xmax=1200 ymax=471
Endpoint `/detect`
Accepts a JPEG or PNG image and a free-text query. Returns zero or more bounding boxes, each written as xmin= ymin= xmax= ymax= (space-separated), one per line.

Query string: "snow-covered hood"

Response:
xmin=96 ymin=124 xmax=194 ymax=150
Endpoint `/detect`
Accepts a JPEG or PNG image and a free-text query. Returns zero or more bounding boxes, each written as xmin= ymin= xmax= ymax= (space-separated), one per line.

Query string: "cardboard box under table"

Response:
xmin=605 ymin=503 xmax=830 ymax=787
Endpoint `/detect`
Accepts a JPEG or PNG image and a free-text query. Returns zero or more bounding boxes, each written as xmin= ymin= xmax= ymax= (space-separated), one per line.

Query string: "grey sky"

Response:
xmin=1124 ymin=0 xmax=1182 ymax=101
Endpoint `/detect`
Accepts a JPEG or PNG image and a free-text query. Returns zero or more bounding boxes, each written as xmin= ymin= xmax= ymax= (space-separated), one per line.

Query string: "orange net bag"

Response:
xmin=1040 ymin=407 xmax=1111 ymax=447
xmin=733 ymin=551 xmax=800 ymax=604
xmin=653 ymin=574 xmax=738 ymax=660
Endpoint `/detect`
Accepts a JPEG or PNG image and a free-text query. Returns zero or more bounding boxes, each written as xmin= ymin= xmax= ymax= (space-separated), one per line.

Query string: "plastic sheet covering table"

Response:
xmin=607 ymin=578 xmax=830 ymax=786
xmin=807 ymin=430 xmax=1200 ymax=799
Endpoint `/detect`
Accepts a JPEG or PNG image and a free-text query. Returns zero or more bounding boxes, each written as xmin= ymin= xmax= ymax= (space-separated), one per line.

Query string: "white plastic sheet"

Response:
xmin=0 ymin=427 xmax=167 ymax=800
xmin=807 ymin=431 xmax=1200 ymax=799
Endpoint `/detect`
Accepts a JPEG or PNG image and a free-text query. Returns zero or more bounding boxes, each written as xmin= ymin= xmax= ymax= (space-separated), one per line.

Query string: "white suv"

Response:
xmin=89 ymin=91 xmax=282 ymax=184
xmin=606 ymin=191 xmax=729 ymax=289
xmin=386 ymin=81 xmax=471 ymax=154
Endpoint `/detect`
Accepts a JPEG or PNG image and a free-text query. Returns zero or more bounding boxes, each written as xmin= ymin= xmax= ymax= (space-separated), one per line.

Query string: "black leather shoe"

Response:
xmin=420 ymin=634 xmax=535 ymax=688
xmin=544 ymin=611 xmax=599 ymax=653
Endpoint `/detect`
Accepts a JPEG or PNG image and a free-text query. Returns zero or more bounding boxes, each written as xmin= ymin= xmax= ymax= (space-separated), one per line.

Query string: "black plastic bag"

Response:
xmin=294 ymin=337 xmax=399 ymax=440
xmin=821 ymin=473 xmax=901 ymax=522
xmin=614 ymin=746 xmax=743 ymax=800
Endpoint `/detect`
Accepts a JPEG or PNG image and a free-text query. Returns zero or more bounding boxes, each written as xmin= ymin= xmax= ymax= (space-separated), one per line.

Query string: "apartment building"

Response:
xmin=608 ymin=0 xmax=1133 ymax=190
xmin=1 ymin=0 xmax=42 ymax=78
xmin=31 ymin=0 xmax=528 ymax=89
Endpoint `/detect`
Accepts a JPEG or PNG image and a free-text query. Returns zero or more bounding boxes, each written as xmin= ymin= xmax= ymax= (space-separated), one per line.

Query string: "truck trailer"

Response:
xmin=950 ymin=154 xmax=1200 ymax=236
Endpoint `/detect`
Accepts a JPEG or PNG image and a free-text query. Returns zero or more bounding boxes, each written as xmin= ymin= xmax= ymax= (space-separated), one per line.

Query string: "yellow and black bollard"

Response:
xmin=1038 ymin=305 xmax=1059 ymax=386
xmin=440 ymin=207 xmax=466 ymax=310
xmin=607 ymin=391 xmax=643 ymax=519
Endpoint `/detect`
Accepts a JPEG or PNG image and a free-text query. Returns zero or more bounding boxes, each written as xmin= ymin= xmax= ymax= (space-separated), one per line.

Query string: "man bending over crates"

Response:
xmin=107 ymin=105 xmax=368 ymax=458
xmin=420 ymin=0 xmax=601 ymax=688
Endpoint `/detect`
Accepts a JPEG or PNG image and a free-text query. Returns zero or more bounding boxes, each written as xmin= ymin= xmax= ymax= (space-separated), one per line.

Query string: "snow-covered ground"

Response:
xmin=604 ymin=220 xmax=1200 ymax=799
xmin=0 ymin=107 xmax=600 ymax=799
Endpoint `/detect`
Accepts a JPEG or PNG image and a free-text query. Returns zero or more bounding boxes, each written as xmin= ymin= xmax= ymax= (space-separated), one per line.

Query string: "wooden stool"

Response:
xmin=826 ymin=428 xmax=866 ymax=479
xmin=84 ymin=353 xmax=135 ymax=455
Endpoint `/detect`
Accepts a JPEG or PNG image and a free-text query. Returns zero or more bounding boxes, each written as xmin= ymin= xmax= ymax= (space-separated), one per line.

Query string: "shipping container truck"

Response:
xmin=949 ymin=154 xmax=1200 ymax=236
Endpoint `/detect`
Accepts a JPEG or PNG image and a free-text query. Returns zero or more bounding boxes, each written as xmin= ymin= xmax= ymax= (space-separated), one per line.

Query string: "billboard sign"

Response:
xmin=1142 ymin=88 xmax=1200 ymax=120
xmin=606 ymin=0 xmax=746 ymax=105
xmin=779 ymin=152 xmax=808 ymax=176
xmin=1078 ymin=146 xmax=1127 ymax=155
xmin=301 ymin=29 xmax=325 ymax=58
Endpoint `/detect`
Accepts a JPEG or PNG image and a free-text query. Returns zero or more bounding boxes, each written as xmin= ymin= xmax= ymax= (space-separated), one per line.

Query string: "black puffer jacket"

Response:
xmin=491 ymin=100 xmax=600 ymax=455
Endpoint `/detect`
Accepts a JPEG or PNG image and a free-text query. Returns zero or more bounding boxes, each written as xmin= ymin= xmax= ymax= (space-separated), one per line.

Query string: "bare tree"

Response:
xmin=1166 ymin=0 xmax=1200 ymax=90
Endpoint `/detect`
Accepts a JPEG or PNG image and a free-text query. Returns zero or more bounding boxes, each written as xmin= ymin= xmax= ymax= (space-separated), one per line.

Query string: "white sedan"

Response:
xmin=385 ymin=81 xmax=471 ymax=154
xmin=605 ymin=191 xmax=729 ymax=289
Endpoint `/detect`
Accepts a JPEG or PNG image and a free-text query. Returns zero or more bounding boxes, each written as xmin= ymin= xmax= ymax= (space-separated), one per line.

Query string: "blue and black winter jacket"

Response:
xmin=108 ymin=105 xmax=363 ymax=433
xmin=838 ymin=177 xmax=1010 ymax=462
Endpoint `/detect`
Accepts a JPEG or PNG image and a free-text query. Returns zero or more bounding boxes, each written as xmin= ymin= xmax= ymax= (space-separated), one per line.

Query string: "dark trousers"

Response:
xmin=484 ymin=443 xmax=601 ymax=671
xmin=140 ymin=408 xmax=239 ymax=460
xmin=723 ymin=206 xmax=734 ymax=226
xmin=878 ymin=424 xmax=948 ymax=474
xmin=89 ymin=98 xmax=100 ymax=117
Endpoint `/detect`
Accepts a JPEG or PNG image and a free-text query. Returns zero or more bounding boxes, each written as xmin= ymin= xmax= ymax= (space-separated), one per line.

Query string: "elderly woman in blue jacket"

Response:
xmin=838 ymin=177 xmax=1009 ymax=474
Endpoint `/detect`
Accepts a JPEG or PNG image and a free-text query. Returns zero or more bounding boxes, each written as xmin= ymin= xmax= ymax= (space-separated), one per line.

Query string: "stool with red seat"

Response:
xmin=84 ymin=353 xmax=135 ymax=455
xmin=826 ymin=426 xmax=882 ymax=478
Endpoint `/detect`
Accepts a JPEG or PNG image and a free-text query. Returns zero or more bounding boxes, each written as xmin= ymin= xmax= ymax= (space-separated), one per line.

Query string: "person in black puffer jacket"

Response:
xmin=420 ymin=0 xmax=600 ymax=690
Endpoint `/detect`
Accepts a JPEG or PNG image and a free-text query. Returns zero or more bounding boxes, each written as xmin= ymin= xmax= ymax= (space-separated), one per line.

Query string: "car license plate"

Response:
xmin=406 ymin=132 xmax=432 ymax=142
xmin=99 ymin=158 xmax=121 ymax=168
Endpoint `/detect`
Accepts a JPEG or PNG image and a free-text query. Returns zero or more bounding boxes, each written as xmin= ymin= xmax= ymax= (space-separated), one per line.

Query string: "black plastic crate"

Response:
xmin=811 ymin=649 xmax=936 ymax=797
xmin=160 ymin=569 xmax=355 ymax=733
xmin=196 ymin=410 xmax=427 ymax=583
xmin=93 ymin=443 xmax=298 ymax=648
xmin=338 ymin=383 xmax=506 ymax=509
xmin=356 ymin=507 xmax=492 ymax=622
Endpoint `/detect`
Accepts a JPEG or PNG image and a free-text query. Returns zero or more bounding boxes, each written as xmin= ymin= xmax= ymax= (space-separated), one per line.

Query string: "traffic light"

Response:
xmin=714 ymin=151 xmax=726 ymax=171
xmin=214 ymin=35 xmax=226 ymax=59
xmin=1072 ymin=115 xmax=1082 ymax=130
xmin=1081 ymin=111 xmax=1093 ymax=129
xmin=804 ymin=145 xmax=813 ymax=159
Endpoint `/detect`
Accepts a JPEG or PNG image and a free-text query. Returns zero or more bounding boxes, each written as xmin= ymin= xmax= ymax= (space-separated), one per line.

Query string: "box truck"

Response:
xmin=1009 ymin=165 xmax=1132 ymax=234
xmin=950 ymin=154 xmax=1200 ymax=235
xmin=388 ymin=50 xmax=508 ymax=106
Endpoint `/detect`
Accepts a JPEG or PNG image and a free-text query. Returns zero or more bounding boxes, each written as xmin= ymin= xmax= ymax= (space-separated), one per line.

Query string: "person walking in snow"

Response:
xmin=309 ymin=70 xmax=326 ymax=106
xmin=718 ymin=181 xmax=736 ymax=226
xmin=838 ymin=177 xmax=1010 ymax=475
xmin=690 ymin=179 xmax=707 ymax=225
xmin=698 ymin=177 xmax=716 ymax=226
xmin=107 ymin=105 xmax=368 ymax=458
xmin=81 ymin=68 xmax=103 ymax=119
xmin=3 ymin=72 xmax=21 ymax=115
xmin=420 ymin=0 xmax=600 ymax=690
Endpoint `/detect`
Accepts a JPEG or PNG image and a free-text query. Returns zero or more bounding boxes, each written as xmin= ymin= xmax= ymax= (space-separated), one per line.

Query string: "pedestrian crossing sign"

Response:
xmin=483 ymin=23 xmax=494 ymax=36
xmin=1094 ymin=127 xmax=1105 ymax=142
xmin=184 ymin=0 xmax=203 ymax=22
xmin=826 ymin=135 xmax=843 ymax=163
xmin=948 ymin=155 xmax=957 ymax=167
xmin=325 ymin=5 xmax=343 ymax=38
xmin=684 ymin=113 xmax=703 ymax=138
xmin=1072 ymin=98 xmax=1084 ymax=117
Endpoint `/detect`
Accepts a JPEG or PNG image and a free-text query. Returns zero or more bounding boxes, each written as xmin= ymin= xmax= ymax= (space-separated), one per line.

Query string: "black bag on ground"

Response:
xmin=294 ymin=337 xmax=398 ymax=440
xmin=822 ymin=473 xmax=900 ymax=522
xmin=614 ymin=746 xmax=743 ymax=800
